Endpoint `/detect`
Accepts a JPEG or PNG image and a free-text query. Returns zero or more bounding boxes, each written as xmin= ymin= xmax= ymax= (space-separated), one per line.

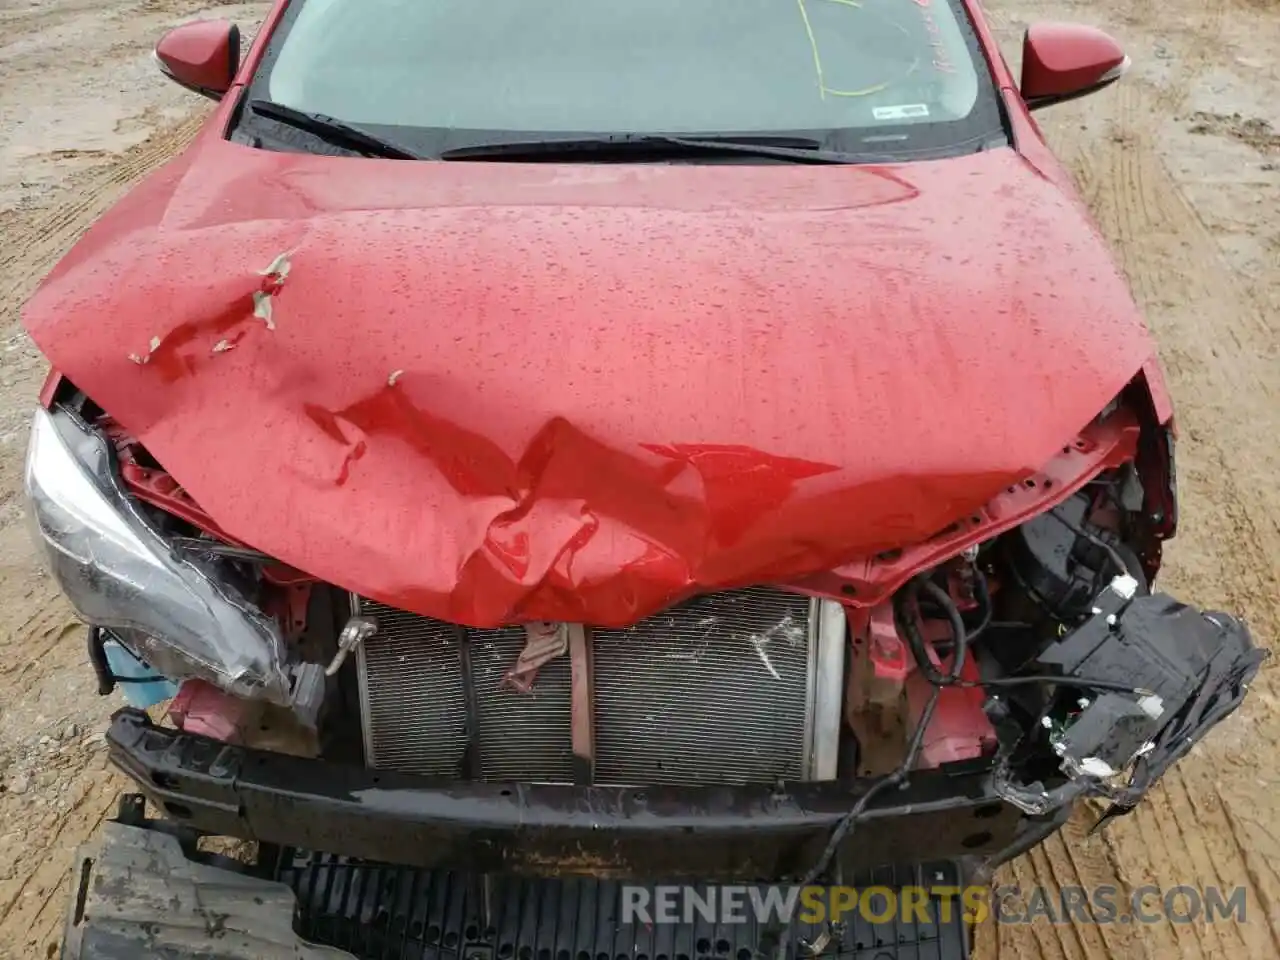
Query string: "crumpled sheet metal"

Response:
xmin=504 ymin=621 xmax=571 ymax=692
xmin=22 ymin=142 xmax=1159 ymax=627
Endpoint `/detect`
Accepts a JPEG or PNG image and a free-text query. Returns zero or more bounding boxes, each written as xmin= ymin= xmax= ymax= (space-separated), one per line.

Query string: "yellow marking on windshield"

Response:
xmin=826 ymin=81 xmax=891 ymax=97
xmin=794 ymin=0 xmax=826 ymax=100
xmin=799 ymin=0 xmax=917 ymax=101
xmin=826 ymin=57 xmax=921 ymax=97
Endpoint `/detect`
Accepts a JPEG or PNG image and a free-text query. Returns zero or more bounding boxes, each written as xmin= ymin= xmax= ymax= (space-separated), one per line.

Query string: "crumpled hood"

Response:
xmin=23 ymin=140 xmax=1157 ymax=626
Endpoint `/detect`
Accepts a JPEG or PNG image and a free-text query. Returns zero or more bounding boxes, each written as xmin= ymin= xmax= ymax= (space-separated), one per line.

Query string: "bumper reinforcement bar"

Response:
xmin=108 ymin=708 xmax=1025 ymax=880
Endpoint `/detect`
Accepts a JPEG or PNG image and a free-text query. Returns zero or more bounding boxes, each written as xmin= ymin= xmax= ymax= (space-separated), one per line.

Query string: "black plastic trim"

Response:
xmin=107 ymin=708 xmax=1026 ymax=881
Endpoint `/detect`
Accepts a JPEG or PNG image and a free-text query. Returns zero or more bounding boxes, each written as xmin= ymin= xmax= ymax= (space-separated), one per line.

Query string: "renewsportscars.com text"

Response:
xmin=621 ymin=884 xmax=1248 ymax=926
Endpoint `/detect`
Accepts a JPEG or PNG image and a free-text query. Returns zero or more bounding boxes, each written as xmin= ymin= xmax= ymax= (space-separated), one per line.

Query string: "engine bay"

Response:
xmin=25 ymin=388 xmax=1266 ymax=883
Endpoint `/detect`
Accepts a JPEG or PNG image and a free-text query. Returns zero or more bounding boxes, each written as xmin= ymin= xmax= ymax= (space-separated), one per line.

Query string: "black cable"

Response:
xmin=772 ymin=682 xmax=944 ymax=960
xmin=798 ymin=685 xmax=944 ymax=887
xmin=87 ymin=626 xmax=166 ymax=688
xmin=897 ymin=580 xmax=941 ymax=683
xmin=902 ymin=572 xmax=1150 ymax=690
xmin=903 ymin=547 xmax=1144 ymax=697
xmin=966 ymin=674 xmax=1149 ymax=695
xmin=1046 ymin=506 xmax=1131 ymax=581
xmin=895 ymin=578 xmax=970 ymax=687
xmin=968 ymin=569 xmax=993 ymax=641
xmin=920 ymin=578 xmax=969 ymax=672
xmin=773 ymin=573 xmax=974 ymax=958
xmin=87 ymin=626 xmax=115 ymax=696
xmin=785 ymin=561 xmax=1144 ymax=956
xmin=925 ymin=570 xmax=992 ymax=652
xmin=794 ymin=577 xmax=970 ymax=884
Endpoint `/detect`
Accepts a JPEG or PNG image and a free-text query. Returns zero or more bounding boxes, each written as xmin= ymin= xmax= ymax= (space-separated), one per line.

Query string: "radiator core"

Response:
xmin=355 ymin=588 xmax=844 ymax=786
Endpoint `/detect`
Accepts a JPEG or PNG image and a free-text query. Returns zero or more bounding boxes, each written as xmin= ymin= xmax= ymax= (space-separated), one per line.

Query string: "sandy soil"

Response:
xmin=0 ymin=0 xmax=1277 ymax=957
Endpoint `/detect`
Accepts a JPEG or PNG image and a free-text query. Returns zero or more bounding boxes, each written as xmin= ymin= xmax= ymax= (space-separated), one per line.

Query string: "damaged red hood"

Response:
xmin=23 ymin=139 xmax=1158 ymax=626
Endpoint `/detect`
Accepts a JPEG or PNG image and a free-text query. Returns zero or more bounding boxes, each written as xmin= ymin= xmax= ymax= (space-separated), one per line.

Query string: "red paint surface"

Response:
xmin=1021 ymin=22 xmax=1127 ymax=101
xmin=22 ymin=129 xmax=1161 ymax=626
xmin=154 ymin=19 xmax=238 ymax=95
xmin=796 ymin=414 xmax=1139 ymax=607
xmin=866 ymin=604 xmax=911 ymax=692
xmin=906 ymin=654 xmax=997 ymax=769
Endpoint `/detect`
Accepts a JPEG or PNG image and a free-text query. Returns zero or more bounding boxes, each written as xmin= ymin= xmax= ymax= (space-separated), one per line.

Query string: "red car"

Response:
xmin=27 ymin=3 xmax=1261 ymax=958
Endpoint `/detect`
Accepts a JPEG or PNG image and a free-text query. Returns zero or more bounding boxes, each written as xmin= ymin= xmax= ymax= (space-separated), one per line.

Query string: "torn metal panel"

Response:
xmin=257 ymin=250 xmax=294 ymax=281
xmin=127 ymin=335 xmax=163 ymax=365
xmin=22 ymin=144 xmax=1160 ymax=627
xmin=502 ymin=620 xmax=570 ymax=693
xmin=251 ymin=289 xmax=276 ymax=328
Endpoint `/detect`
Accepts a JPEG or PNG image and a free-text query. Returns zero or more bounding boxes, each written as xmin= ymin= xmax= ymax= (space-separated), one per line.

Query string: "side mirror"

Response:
xmin=154 ymin=20 xmax=241 ymax=100
xmin=1020 ymin=23 xmax=1129 ymax=110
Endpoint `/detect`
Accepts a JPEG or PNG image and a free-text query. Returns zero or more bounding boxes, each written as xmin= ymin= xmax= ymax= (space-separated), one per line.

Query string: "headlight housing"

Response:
xmin=23 ymin=406 xmax=293 ymax=705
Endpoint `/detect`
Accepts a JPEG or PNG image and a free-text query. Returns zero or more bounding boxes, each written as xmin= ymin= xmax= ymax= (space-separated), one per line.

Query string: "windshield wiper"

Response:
xmin=247 ymin=99 xmax=424 ymax=160
xmin=438 ymin=134 xmax=878 ymax=164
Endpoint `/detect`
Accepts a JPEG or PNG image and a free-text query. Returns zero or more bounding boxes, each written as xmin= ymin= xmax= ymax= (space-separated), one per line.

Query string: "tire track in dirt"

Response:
xmin=0 ymin=111 xmax=205 ymax=318
xmin=0 ymin=110 xmax=206 ymax=519
xmin=0 ymin=762 xmax=123 ymax=960
xmin=0 ymin=596 xmax=81 ymax=687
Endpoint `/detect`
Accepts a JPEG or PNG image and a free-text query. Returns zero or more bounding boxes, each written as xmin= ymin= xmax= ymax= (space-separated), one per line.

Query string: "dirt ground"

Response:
xmin=0 ymin=0 xmax=1277 ymax=957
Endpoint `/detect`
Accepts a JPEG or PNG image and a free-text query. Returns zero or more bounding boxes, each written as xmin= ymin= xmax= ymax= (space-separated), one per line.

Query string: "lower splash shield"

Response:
xmin=65 ymin=811 xmax=975 ymax=960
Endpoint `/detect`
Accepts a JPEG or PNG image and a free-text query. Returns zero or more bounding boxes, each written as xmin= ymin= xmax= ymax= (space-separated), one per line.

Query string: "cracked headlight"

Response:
xmin=23 ymin=406 xmax=293 ymax=705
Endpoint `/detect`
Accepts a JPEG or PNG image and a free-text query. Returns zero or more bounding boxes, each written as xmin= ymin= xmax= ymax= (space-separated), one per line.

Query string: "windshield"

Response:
xmin=249 ymin=0 xmax=1003 ymax=158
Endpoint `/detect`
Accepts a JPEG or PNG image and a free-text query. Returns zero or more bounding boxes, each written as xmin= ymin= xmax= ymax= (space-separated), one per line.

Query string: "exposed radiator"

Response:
xmin=592 ymin=589 xmax=812 ymax=785
xmin=355 ymin=588 xmax=846 ymax=786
